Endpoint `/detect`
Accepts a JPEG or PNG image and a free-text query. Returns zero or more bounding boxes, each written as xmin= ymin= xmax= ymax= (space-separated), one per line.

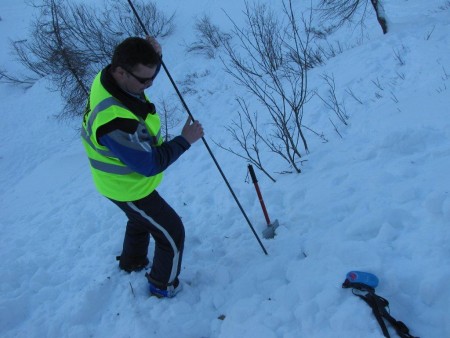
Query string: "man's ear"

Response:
xmin=111 ymin=66 xmax=127 ymax=84
xmin=114 ymin=66 xmax=126 ymax=76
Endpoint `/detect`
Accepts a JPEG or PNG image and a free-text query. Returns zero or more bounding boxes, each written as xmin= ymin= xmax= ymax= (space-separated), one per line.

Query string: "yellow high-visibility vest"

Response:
xmin=81 ymin=72 xmax=163 ymax=201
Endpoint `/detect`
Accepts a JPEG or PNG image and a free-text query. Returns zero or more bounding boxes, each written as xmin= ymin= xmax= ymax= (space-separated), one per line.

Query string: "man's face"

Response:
xmin=119 ymin=63 xmax=159 ymax=95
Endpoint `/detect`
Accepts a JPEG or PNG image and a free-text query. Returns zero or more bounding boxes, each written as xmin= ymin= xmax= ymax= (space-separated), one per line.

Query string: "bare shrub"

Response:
xmin=107 ymin=0 xmax=175 ymax=38
xmin=317 ymin=0 xmax=388 ymax=34
xmin=157 ymin=97 xmax=184 ymax=141
xmin=0 ymin=0 xmax=175 ymax=118
xmin=316 ymin=73 xmax=348 ymax=131
xmin=220 ymin=0 xmax=317 ymax=175
xmin=214 ymin=97 xmax=276 ymax=182
xmin=186 ymin=14 xmax=230 ymax=59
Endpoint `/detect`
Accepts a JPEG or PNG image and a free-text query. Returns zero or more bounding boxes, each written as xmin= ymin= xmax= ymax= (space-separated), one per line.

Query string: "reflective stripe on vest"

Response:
xmin=80 ymin=127 xmax=116 ymax=158
xmin=153 ymin=129 xmax=162 ymax=145
xmin=86 ymin=97 xmax=127 ymax=136
xmin=88 ymin=158 xmax=134 ymax=175
xmin=82 ymin=96 xmax=134 ymax=175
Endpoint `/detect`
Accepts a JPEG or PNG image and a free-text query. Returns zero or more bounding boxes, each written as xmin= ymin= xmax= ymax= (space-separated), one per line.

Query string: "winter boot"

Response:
xmin=148 ymin=277 xmax=182 ymax=298
xmin=116 ymin=255 xmax=149 ymax=273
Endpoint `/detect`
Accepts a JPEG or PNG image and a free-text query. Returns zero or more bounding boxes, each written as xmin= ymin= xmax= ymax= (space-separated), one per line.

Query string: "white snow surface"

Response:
xmin=1 ymin=0 xmax=449 ymax=337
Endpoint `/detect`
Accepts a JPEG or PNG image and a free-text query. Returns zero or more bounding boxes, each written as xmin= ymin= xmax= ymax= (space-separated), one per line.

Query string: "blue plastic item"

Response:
xmin=343 ymin=271 xmax=379 ymax=290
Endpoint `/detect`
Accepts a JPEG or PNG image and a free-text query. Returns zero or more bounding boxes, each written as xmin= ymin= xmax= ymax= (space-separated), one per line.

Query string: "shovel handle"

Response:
xmin=248 ymin=164 xmax=258 ymax=183
xmin=248 ymin=164 xmax=271 ymax=225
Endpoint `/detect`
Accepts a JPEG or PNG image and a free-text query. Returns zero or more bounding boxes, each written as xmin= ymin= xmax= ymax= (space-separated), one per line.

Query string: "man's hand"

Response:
xmin=181 ymin=116 xmax=204 ymax=145
xmin=146 ymin=36 xmax=162 ymax=57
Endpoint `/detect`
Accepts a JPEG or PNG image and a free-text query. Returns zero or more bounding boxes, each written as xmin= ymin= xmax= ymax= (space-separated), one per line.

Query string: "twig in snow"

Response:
xmin=129 ymin=282 xmax=135 ymax=298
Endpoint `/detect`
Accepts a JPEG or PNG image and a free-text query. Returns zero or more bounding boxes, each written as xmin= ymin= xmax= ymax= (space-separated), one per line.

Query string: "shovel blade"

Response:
xmin=262 ymin=219 xmax=280 ymax=239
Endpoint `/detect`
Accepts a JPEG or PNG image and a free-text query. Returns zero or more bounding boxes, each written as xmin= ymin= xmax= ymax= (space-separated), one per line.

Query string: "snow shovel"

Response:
xmin=248 ymin=164 xmax=280 ymax=239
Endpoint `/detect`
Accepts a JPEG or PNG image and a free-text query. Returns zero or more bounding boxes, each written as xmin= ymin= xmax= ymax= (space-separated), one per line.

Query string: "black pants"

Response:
xmin=110 ymin=190 xmax=185 ymax=286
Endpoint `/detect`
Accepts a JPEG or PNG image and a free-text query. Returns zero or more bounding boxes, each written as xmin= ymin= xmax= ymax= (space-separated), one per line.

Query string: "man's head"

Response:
xmin=111 ymin=37 xmax=161 ymax=94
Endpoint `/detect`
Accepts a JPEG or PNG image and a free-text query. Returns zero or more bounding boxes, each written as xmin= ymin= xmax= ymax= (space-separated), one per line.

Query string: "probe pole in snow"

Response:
xmin=126 ymin=0 xmax=268 ymax=255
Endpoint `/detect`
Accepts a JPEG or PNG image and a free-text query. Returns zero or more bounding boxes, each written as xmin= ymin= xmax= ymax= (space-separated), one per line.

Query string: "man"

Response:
xmin=81 ymin=36 xmax=204 ymax=298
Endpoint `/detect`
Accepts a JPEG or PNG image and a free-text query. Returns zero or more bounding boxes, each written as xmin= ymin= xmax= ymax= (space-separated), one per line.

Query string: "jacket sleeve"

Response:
xmin=99 ymin=128 xmax=191 ymax=177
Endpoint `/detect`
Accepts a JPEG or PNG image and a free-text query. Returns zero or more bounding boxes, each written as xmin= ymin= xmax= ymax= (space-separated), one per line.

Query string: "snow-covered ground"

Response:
xmin=1 ymin=0 xmax=449 ymax=337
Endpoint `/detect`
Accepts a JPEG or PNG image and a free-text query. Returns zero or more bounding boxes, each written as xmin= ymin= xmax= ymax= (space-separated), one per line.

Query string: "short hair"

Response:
xmin=111 ymin=37 xmax=160 ymax=71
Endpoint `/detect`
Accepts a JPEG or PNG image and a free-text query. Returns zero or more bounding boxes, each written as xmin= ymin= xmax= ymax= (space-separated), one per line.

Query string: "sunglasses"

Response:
xmin=124 ymin=63 xmax=161 ymax=84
